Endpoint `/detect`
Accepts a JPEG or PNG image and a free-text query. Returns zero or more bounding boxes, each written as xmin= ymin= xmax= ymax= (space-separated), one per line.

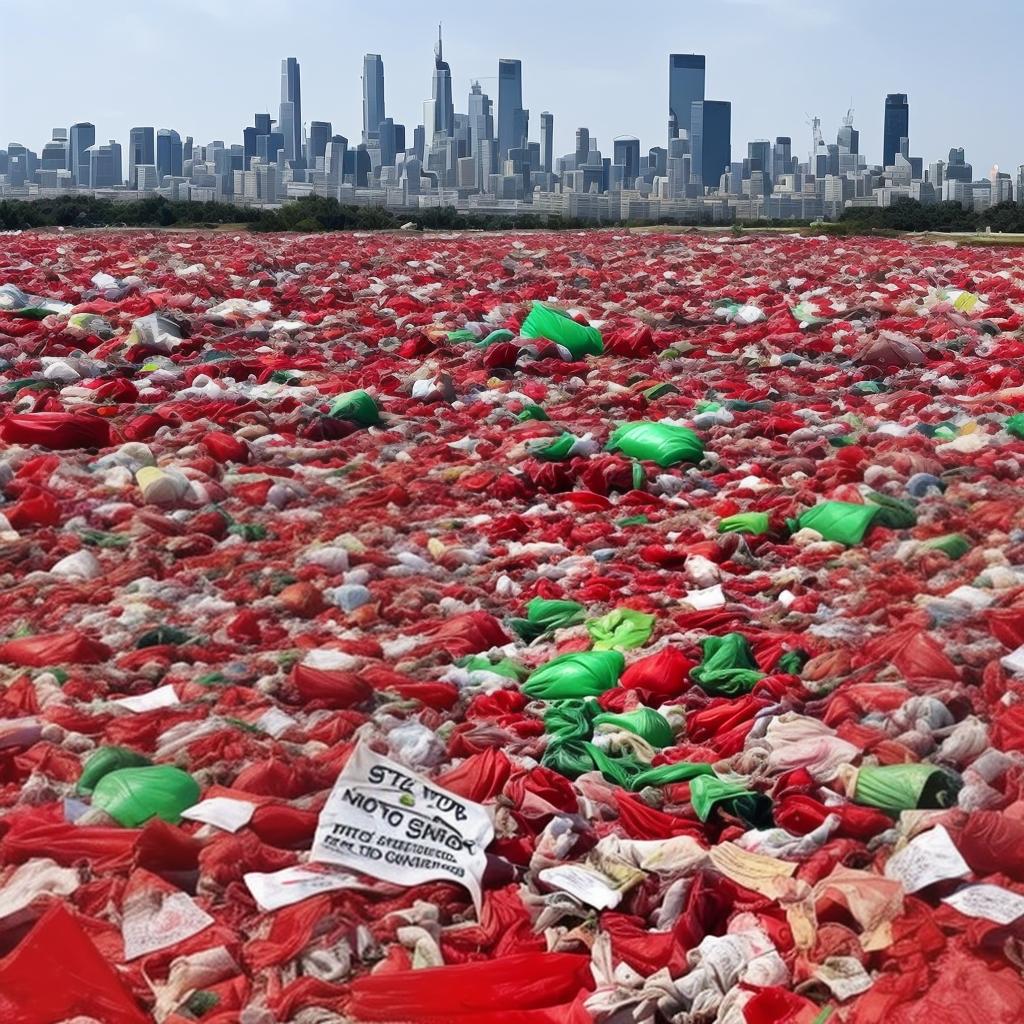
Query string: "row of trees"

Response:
xmin=835 ymin=198 xmax=1024 ymax=234
xmin=5 ymin=194 xmax=1024 ymax=235
xmin=0 ymin=195 xmax=591 ymax=233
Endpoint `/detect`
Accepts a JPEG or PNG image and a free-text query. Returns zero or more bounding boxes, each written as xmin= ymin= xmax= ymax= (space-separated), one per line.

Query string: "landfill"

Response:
xmin=3 ymin=226 xmax=1024 ymax=1022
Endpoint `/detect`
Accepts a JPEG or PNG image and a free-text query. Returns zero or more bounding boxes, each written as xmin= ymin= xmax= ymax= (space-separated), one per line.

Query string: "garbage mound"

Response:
xmin=3 ymin=227 xmax=1024 ymax=1022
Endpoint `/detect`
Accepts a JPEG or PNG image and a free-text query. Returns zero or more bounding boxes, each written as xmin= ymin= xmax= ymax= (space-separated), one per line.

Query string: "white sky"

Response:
xmin=1 ymin=0 xmax=1019 ymax=177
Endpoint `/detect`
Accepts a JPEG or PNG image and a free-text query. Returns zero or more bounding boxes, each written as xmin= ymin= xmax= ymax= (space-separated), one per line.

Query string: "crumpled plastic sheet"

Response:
xmin=3 ymin=229 xmax=1024 ymax=1021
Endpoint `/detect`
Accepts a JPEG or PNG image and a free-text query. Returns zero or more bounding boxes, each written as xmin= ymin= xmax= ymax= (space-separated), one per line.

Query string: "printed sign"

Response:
xmin=312 ymin=742 xmax=493 ymax=911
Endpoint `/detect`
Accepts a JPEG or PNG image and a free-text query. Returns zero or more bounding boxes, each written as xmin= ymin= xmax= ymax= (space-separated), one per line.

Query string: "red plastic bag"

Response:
xmin=0 ymin=903 xmax=148 ymax=1023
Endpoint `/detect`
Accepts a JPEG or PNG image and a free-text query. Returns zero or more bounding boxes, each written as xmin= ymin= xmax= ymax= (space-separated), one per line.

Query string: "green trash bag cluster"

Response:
xmin=606 ymin=421 xmax=705 ymax=468
xmin=522 ymin=650 xmax=624 ymax=700
xmin=788 ymin=500 xmax=881 ymax=546
xmin=519 ymin=301 xmax=604 ymax=358
xmin=718 ymin=512 xmax=771 ymax=536
xmin=691 ymin=633 xmax=764 ymax=696
xmin=852 ymin=763 xmax=962 ymax=813
xmin=91 ymin=765 xmax=200 ymax=827
xmin=509 ymin=598 xmax=585 ymax=643
xmin=540 ymin=698 xmax=704 ymax=789
xmin=586 ymin=608 xmax=656 ymax=651
xmin=328 ymin=389 xmax=381 ymax=426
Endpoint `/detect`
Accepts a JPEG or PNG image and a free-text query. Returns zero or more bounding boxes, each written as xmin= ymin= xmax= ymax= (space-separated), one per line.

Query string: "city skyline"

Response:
xmin=3 ymin=0 xmax=1023 ymax=177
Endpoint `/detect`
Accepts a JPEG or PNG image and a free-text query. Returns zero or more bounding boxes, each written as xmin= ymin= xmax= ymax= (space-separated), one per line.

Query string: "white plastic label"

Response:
xmin=538 ymin=865 xmax=624 ymax=909
xmin=112 ymin=684 xmax=180 ymax=713
xmin=243 ymin=864 xmax=370 ymax=911
xmin=884 ymin=825 xmax=969 ymax=893
xmin=181 ymin=797 xmax=257 ymax=833
xmin=943 ymin=884 xmax=1024 ymax=924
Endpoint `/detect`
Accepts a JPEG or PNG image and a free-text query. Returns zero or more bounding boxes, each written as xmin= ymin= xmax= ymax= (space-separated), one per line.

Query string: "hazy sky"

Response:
xmin=2 ymin=0 xmax=1020 ymax=176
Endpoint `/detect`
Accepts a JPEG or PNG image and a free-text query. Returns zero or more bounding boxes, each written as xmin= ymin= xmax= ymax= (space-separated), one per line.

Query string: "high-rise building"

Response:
xmin=157 ymin=129 xmax=183 ymax=179
xmin=467 ymin=82 xmax=494 ymax=158
xmin=128 ymin=127 xmax=155 ymax=188
xmin=424 ymin=25 xmax=454 ymax=138
xmin=378 ymin=118 xmax=404 ymax=169
xmin=690 ymin=100 xmax=730 ymax=189
xmin=540 ymin=112 xmax=554 ymax=174
xmin=279 ymin=57 xmax=302 ymax=161
xmin=747 ymin=139 xmax=771 ymax=179
xmin=40 ymin=137 xmax=69 ymax=172
xmin=244 ymin=115 xmax=272 ymax=170
xmin=668 ymin=54 xmax=705 ymax=145
xmin=69 ymin=122 xmax=95 ymax=187
xmin=497 ymin=59 xmax=526 ymax=158
xmin=946 ymin=147 xmax=973 ymax=182
xmin=362 ymin=54 xmax=386 ymax=141
xmin=324 ymin=135 xmax=347 ymax=184
xmin=773 ymin=137 xmax=792 ymax=181
xmin=87 ymin=140 xmax=122 ymax=188
xmin=575 ymin=127 xmax=590 ymax=167
xmin=308 ymin=121 xmax=332 ymax=169
xmin=882 ymin=93 xmax=908 ymax=168
xmin=613 ymin=137 xmax=641 ymax=186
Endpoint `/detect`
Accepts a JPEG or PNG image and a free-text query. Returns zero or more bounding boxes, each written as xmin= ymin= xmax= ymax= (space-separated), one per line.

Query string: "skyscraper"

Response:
xmin=424 ymin=26 xmax=454 ymax=138
xmin=467 ymin=83 xmax=494 ymax=158
xmin=128 ymin=127 xmax=155 ymax=188
xmin=772 ymin=137 xmax=792 ymax=181
xmin=279 ymin=57 xmax=302 ymax=161
xmin=575 ymin=127 xmax=590 ymax=167
xmin=690 ymin=99 xmax=730 ymax=188
xmin=157 ymin=129 xmax=182 ymax=179
xmin=497 ymin=59 xmax=526 ymax=158
xmin=363 ymin=54 xmax=386 ymax=141
xmin=613 ymin=137 xmax=641 ymax=186
xmin=540 ymin=112 xmax=554 ymax=174
xmin=308 ymin=121 xmax=332 ymax=169
xmin=69 ymin=122 xmax=95 ymax=187
xmin=882 ymin=93 xmax=908 ymax=168
xmin=668 ymin=54 xmax=705 ymax=145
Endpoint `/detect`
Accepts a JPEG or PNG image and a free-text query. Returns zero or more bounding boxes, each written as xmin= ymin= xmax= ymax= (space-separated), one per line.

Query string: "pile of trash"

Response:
xmin=3 ymin=227 xmax=1024 ymax=1022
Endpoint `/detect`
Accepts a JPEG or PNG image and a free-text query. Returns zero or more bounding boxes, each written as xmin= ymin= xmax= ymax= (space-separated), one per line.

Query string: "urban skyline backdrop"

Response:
xmin=3 ymin=0 xmax=1023 ymax=177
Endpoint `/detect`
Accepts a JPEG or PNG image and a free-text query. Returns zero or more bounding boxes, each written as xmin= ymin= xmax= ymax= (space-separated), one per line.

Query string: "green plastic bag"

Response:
xmin=91 ymin=765 xmax=200 ymax=827
xmin=718 ymin=512 xmax=770 ymax=536
xmin=921 ymin=533 xmax=971 ymax=559
xmin=1007 ymin=414 xmax=1024 ymax=440
xmin=517 ymin=404 xmax=549 ymax=422
xmin=462 ymin=655 xmax=528 ymax=681
xmin=586 ymin=608 xmax=655 ymax=651
xmin=690 ymin=774 xmax=773 ymax=827
xmin=519 ymin=301 xmax=604 ymax=358
xmin=865 ymin=492 xmax=917 ymax=530
xmin=328 ymin=389 xmax=381 ymax=426
xmin=606 ymin=421 xmax=704 ymax=468
xmin=523 ymin=650 xmax=624 ymax=700
xmin=533 ymin=432 xmax=578 ymax=461
xmin=77 ymin=746 xmax=152 ymax=795
xmin=593 ymin=707 xmax=674 ymax=748
xmin=478 ymin=328 xmax=515 ymax=348
xmin=630 ymin=761 xmax=714 ymax=791
xmin=777 ymin=649 xmax=810 ymax=675
xmin=510 ymin=598 xmax=585 ymax=642
xmin=691 ymin=633 xmax=764 ymax=696
xmin=447 ymin=329 xmax=478 ymax=343
xmin=789 ymin=501 xmax=880 ymax=546
xmin=852 ymin=763 xmax=962 ymax=813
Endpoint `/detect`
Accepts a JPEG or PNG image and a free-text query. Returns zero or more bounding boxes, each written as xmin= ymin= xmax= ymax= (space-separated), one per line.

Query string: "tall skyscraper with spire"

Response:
xmin=423 ymin=25 xmax=454 ymax=139
xmin=362 ymin=54 xmax=386 ymax=142
xmin=279 ymin=57 xmax=302 ymax=162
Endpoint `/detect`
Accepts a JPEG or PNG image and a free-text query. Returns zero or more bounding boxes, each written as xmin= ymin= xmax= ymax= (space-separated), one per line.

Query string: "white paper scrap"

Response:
xmin=883 ymin=825 xmax=970 ymax=893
